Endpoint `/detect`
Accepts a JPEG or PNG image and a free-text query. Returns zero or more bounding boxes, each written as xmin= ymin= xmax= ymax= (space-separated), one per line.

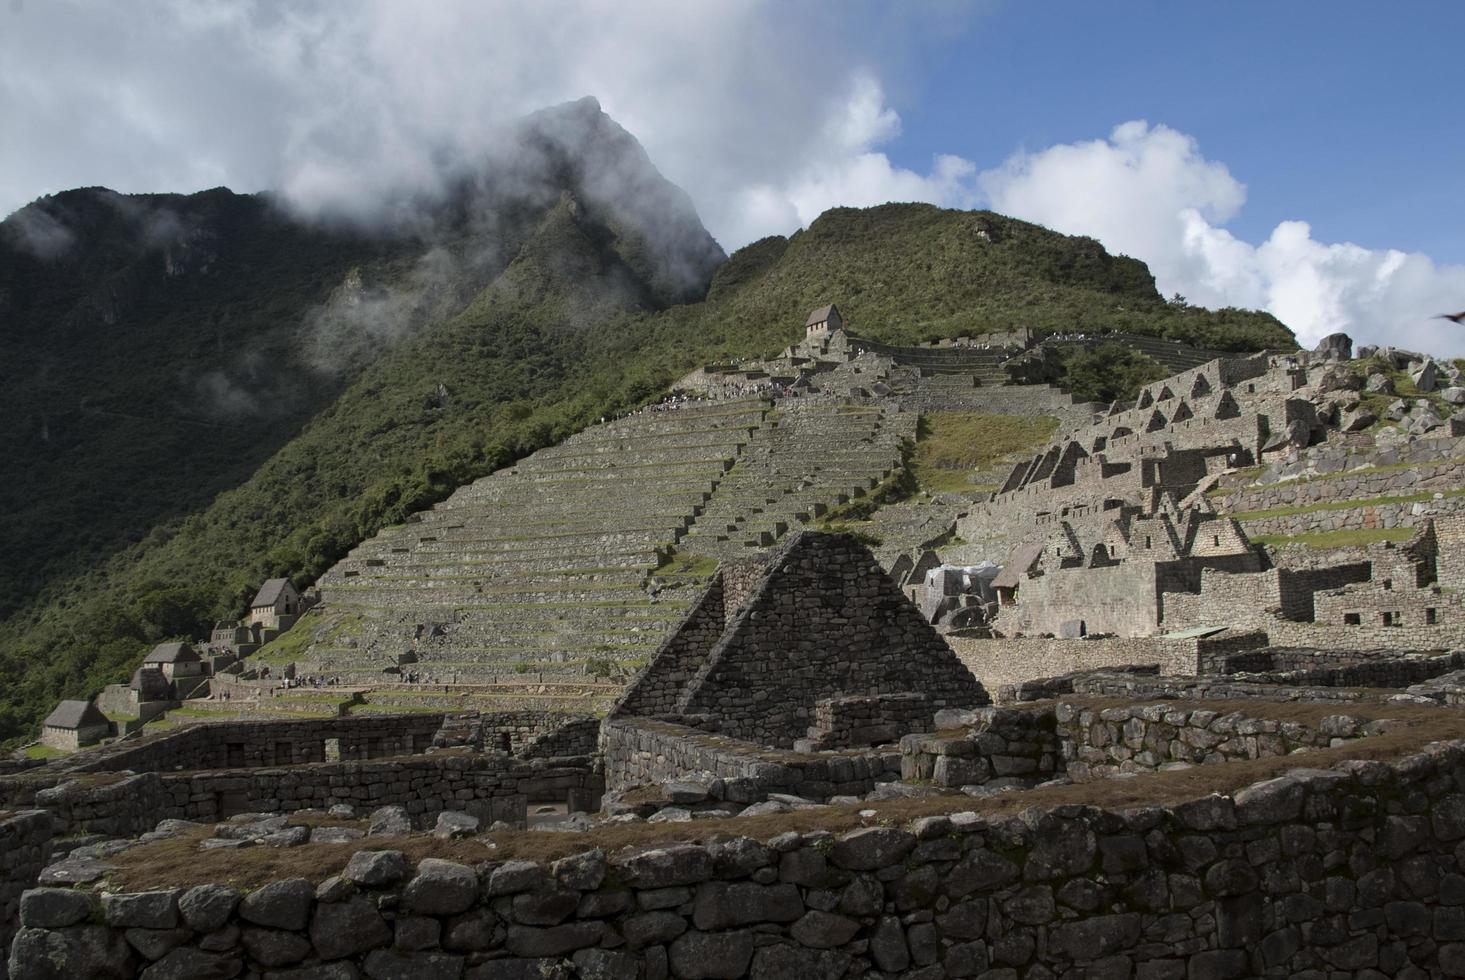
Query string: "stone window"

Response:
xmin=1427 ymin=608 xmax=1438 ymax=625
xmin=1382 ymin=611 xmax=1399 ymax=626
xmin=1344 ymin=613 xmax=1361 ymax=625
xmin=1145 ymin=536 xmax=1152 ymax=549
xmin=1212 ymin=535 xmax=1221 ymax=547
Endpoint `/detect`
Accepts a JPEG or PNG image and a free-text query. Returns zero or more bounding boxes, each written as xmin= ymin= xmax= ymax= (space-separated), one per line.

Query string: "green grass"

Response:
xmin=1251 ymin=527 xmax=1416 ymax=549
xmin=23 ymin=743 xmax=68 ymax=760
xmin=250 ymin=610 xmax=328 ymax=665
xmin=652 ymin=551 xmax=721 ymax=579
xmin=909 ymin=412 xmax=1060 ymax=494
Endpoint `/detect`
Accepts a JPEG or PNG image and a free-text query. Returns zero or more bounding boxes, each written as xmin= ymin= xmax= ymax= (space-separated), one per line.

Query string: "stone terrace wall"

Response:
xmin=17 ymin=740 xmax=1465 ymax=978
xmin=1070 ymin=671 xmax=1410 ymax=704
xmin=1239 ymin=495 xmax=1465 ymax=538
xmin=1211 ymin=648 xmax=1465 ymax=689
xmin=66 ymin=714 xmax=447 ymax=774
xmin=947 ymin=635 xmax=1231 ymax=696
xmin=27 ymin=755 xmax=601 ymax=837
xmin=602 ymin=718 xmax=900 ymax=802
xmin=0 ymin=811 xmax=51 ymax=980
xmin=1056 ymin=700 xmax=1380 ymax=780
xmin=1222 ymin=456 xmax=1465 ymax=514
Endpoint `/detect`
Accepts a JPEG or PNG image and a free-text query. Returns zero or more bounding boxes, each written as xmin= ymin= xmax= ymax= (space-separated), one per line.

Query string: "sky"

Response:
xmin=2 ymin=0 xmax=1463 ymax=353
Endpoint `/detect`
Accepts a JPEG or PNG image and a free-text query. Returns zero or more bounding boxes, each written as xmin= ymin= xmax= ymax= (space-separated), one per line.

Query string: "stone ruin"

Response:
xmin=15 ymin=322 xmax=1465 ymax=976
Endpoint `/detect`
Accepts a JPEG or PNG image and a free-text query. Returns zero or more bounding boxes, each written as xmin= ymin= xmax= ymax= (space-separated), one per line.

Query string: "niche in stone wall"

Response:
xmin=324 ymin=738 xmax=341 ymax=762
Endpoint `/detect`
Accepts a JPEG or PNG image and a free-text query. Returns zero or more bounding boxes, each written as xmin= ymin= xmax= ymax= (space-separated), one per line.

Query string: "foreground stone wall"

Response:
xmin=602 ymin=718 xmax=900 ymax=801
xmin=16 ymin=739 xmax=1465 ymax=978
xmin=0 ymin=812 xmax=51 ymax=980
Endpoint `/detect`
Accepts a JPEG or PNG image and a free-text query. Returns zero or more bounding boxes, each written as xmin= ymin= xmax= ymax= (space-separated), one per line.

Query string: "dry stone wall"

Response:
xmin=602 ymin=718 xmax=901 ymax=802
xmin=66 ymin=715 xmax=447 ymax=774
xmin=25 ymin=754 xmax=601 ymax=837
xmin=1239 ymin=495 xmax=1465 ymax=538
xmin=899 ymin=707 xmax=1061 ymax=789
xmin=0 ymin=811 xmax=51 ymax=980
xmin=947 ymin=633 xmax=1267 ymax=697
xmin=1222 ymin=457 xmax=1465 ymax=514
xmin=16 ymin=740 xmax=1465 ymax=978
xmin=1056 ymin=701 xmax=1381 ymax=780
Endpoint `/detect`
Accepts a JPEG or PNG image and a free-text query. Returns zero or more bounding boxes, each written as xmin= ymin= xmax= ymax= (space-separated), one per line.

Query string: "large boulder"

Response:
xmin=1365 ymin=372 xmax=1395 ymax=394
xmin=1313 ymin=332 xmax=1353 ymax=360
xmin=1412 ymin=359 xmax=1440 ymax=392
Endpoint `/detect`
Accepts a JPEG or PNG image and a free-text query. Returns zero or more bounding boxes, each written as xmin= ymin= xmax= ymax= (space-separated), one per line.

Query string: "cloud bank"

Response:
xmin=974 ymin=122 xmax=1465 ymax=355
xmin=3 ymin=1 xmax=1461 ymax=354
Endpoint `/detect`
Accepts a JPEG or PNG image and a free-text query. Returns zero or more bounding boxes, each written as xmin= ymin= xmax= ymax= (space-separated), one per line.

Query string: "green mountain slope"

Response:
xmin=0 ymin=97 xmax=724 ymax=625
xmin=0 ymin=139 xmax=1294 ymax=745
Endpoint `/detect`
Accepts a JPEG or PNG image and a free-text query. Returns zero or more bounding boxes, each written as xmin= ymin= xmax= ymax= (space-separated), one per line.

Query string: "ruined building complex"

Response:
xmin=13 ymin=310 xmax=1465 ymax=978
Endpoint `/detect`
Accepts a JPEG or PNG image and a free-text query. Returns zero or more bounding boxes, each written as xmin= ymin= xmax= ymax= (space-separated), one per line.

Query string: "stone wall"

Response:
xmin=1069 ymin=670 xmax=1420 ymax=704
xmin=1056 ymin=700 xmax=1380 ymax=780
xmin=947 ymin=635 xmax=1242 ymax=696
xmin=0 ymin=811 xmax=51 ymax=980
xmin=799 ymin=693 xmax=932 ymax=751
xmin=602 ymin=718 xmax=900 ymax=801
xmin=899 ymin=707 xmax=1061 ymax=788
xmin=17 ymin=740 xmax=1465 ymax=978
xmin=66 ymin=714 xmax=448 ymax=774
xmin=1239 ymin=495 xmax=1465 ymax=538
xmin=1223 ymin=456 xmax=1465 ymax=514
xmin=24 ymin=755 xmax=601 ymax=837
xmin=613 ymin=576 xmax=728 ymax=718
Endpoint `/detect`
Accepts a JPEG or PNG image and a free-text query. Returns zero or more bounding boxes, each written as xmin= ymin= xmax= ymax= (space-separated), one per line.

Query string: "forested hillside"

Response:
xmin=0 ymin=104 xmax=1294 ymax=745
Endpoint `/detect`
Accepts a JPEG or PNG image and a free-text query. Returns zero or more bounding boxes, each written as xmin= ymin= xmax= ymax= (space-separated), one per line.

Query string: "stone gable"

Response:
xmin=625 ymin=531 xmax=988 ymax=746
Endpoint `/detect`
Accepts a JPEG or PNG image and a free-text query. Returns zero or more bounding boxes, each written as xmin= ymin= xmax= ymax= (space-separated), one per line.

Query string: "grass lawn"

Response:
xmin=23 ymin=743 xmax=68 ymax=760
xmin=910 ymin=412 xmax=1059 ymax=494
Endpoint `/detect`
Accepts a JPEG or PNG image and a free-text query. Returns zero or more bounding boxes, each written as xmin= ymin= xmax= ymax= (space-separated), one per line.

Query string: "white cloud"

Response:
xmin=977 ymin=121 xmax=1465 ymax=356
xmin=0 ymin=0 xmax=977 ymax=251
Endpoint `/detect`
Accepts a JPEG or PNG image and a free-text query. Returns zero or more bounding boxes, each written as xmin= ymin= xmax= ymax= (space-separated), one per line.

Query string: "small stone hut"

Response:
xmin=142 ymin=642 xmax=205 ymax=683
xmin=248 ymin=578 xmax=301 ymax=630
xmin=40 ymin=699 xmax=110 ymax=750
xmin=805 ymin=303 xmax=844 ymax=337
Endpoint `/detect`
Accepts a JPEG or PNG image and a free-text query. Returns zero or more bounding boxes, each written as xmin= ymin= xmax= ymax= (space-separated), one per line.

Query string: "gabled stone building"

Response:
xmin=612 ymin=531 xmax=988 ymax=748
xmin=248 ymin=578 xmax=302 ymax=631
xmin=40 ymin=700 xmax=111 ymax=750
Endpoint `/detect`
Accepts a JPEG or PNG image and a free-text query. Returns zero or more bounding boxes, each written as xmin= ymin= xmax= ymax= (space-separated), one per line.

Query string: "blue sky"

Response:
xmin=890 ymin=1 xmax=1464 ymax=263
xmin=1 ymin=0 xmax=1461 ymax=351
